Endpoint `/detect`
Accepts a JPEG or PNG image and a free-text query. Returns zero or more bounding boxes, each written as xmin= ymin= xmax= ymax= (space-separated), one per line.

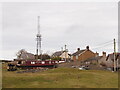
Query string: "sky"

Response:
xmin=1 ymin=2 xmax=118 ymax=60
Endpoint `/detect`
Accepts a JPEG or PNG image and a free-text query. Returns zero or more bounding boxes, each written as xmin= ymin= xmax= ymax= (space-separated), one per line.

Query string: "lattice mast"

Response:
xmin=36 ymin=16 xmax=42 ymax=60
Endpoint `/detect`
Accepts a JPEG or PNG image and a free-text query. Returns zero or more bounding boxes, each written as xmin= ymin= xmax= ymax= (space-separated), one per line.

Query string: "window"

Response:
xmin=49 ymin=61 xmax=51 ymax=64
xmin=31 ymin=62 xmax=35 ymax=64
xmin=55 ymin=61 xmax=58 ymax=63
xmin=41 ymin=61 xmax=45 ymax=64
xmin=18 ymin=61 xmax=21 ymax=64
xmin=71 ymin=56 xmax=73 ymax=59
xmin=76 ymin=56 xmax=78 ymax=60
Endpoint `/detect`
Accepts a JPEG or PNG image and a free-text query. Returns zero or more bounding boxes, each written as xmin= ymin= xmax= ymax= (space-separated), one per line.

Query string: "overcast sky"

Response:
xmin=1 ymin=2 xmax=118 ymax=60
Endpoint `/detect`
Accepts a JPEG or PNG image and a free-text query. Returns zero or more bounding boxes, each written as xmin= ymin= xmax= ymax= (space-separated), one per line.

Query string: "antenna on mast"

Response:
xmin=36 ymin=16 xmax=42 ymax=60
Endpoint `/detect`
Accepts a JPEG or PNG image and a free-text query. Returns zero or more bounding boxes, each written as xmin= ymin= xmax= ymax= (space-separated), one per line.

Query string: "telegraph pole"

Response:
xmin=113 ymin=38 xmax=116 ymax=72
xmin=61 ymin=47 xmax=63 ymax=60
xmin=65 ymin=45 xmax=67 ymax=62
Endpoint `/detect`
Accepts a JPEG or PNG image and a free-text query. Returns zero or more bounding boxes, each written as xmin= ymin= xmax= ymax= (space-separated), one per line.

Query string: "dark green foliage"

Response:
xmin=51 ymin=57 xmax=61 ymax=60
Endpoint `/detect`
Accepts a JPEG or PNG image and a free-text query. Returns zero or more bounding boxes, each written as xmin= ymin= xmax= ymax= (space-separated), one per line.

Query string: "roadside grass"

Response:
xmin=2 ymin=63 xmax=118 ymax=88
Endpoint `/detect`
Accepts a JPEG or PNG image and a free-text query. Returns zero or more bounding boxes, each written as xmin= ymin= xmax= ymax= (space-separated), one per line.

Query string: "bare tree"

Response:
xmin=16 ymin=49 xmax=27 ymax=59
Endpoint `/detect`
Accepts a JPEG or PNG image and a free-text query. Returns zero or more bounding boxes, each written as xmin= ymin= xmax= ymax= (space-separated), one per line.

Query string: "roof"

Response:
xmin=52 ymin=51 xmax=63 ymax=57
xmin=84 ymin=56 xmax=102 ymax=62
xmin=116 ymin=53 xmax=120 ymax=60
xmin=106 ymin=53 xmax=120 ymax=61
xmin=72 ymin=49 xmax=86 ymax=56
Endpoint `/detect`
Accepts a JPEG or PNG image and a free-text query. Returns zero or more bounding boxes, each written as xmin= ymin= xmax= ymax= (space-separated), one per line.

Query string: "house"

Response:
xmin=71 ymin=46 xmax=97 ymax=61
xmin=98 ymin=52 xmax=107 ymax=66
xmin=52 ymin=51 xmax=71 ymax=60
xmin=116 ymin=53 xmax=120 ymax=68
xmin=82 ymin=56 xmax=103 ymax=65
xmin=97 ymin=52 xmax=120 ymax=69
xmin=105 ymin=53 xmax=120 ymax=68
xmin=79 ymin=51 xmax=107 ymax=66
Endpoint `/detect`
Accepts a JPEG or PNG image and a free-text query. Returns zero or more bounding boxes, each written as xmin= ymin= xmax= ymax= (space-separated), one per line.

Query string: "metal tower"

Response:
xmin=36 ymin=16 xmax=42 ymax=60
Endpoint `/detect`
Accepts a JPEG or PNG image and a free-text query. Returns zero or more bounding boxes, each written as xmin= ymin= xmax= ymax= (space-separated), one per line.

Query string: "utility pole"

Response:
xmin=113 ymin=38 xmax=116 ymax=72
xmin=65 ymin=45 xmax=67 ymax=62
xmin=61 ymin=47 xmax=63 ymax=60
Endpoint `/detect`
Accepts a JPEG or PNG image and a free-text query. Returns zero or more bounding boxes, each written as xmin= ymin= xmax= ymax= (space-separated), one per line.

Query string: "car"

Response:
xmin=79 ymin=66 xmax=90 ymax=70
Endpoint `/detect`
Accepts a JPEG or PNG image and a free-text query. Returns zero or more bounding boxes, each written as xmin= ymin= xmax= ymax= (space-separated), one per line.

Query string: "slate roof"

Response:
xmin=52 ymin=51 xmax=63 ymax=57
xmin=116 ymin=53 xmax=120 ymax=60
xmin=106 ymin=53 xmax=120 ymax=61
xmin=72 ymin=49 xmax=86 ymax=56
xmin=84 ymin=56 xmax=103 ymax=62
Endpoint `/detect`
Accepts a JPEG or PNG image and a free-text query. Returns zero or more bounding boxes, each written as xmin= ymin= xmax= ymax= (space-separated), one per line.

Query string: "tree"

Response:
xmin=41 ymin=54 xmax=51 ymax=60
xmin=16 ymin=49 xmax=27 ymax=59
xmin=34 ymin=54 xmax=51 ymax=60
xmin=51 ymin=57 xmax=61 ymax=60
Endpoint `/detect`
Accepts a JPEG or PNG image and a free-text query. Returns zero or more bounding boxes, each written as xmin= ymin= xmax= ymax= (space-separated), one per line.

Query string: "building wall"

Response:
xmin=99 ymin=56 xmax=116 ymax=68
xmin=72 ymin=50 xmax=96 ymax=61
xmin=105 ymin=58 xmax=114 ymax=67
xmin=60 ymin=52 xmax=70 ymax=59
xmin=98 ymin=56 xmax=106 ymax=65
xmin=72 ymin=56 xmax=77 ymax=61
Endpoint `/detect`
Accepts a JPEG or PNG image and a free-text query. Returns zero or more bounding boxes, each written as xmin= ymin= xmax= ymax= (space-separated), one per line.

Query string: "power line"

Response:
xmin=95 ymin=40 xmax=113 ymax=46
xmin=92 ymin=42 xmax=114 ymax=50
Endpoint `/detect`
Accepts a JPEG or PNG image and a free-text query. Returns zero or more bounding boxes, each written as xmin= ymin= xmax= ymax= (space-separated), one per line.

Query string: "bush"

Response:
xmin=51 ymin=57 xmax=61 ymax=60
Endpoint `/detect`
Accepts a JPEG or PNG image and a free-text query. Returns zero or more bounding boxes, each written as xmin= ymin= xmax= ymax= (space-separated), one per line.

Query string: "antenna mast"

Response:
xmin=36 ymin=16 xmax=42 ymax=60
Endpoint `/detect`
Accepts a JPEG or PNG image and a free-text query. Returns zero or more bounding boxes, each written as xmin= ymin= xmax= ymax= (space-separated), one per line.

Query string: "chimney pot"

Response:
xmin=86 ymin=46 xmax=89 ymax=50
xmin=77 ymin=48 xmax=80 ymax=51
xmin=95 ymin=52 xmax=99 ymax=57
xmin=102 ymin=51 xmax=106 ymax=57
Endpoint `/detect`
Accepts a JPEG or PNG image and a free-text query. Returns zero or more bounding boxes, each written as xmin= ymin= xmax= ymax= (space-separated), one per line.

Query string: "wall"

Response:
xmin=72 ymin=50 xmax=96 ymax=61
xmin=60 ymin=52 xmax=70 ymax=59
xmin=78 ymin=50 xmax=96 ymax=61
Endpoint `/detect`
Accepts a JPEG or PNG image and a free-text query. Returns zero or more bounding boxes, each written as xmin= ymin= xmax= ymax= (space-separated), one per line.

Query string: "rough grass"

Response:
xmin=2 ymin=63 xmax=118 ymax=88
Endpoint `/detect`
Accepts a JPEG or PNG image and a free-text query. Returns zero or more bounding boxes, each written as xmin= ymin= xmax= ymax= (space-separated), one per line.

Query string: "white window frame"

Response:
xmin=76 ymin=56 xmax=78 ymax=60
xmin=41 ymin=61 xmax=45 ymax=64
xmin=31 ymin=62 xmax=35 ymax=64
xmin=49 ymin=61 xmax=51 ymax=64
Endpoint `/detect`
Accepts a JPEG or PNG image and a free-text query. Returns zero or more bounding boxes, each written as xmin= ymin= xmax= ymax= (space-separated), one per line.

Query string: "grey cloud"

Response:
xmin=1 ymin=2 xmax=118 ymax=59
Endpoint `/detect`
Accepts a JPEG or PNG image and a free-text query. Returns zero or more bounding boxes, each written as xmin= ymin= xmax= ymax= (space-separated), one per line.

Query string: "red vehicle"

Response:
xmin=7 ymin=60 xmax=59 ymax=71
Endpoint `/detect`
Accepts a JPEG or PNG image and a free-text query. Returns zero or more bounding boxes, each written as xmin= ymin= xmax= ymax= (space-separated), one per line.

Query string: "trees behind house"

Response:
xmin=16 ymin=49 xmax=27 ymax=59
xmin=16 ymin=49 xmax=35 ymax=60
xmin=34 ymin=54 xmax=51 ymax=60
xmin=51 ymin=57 xmax=62 ymax=60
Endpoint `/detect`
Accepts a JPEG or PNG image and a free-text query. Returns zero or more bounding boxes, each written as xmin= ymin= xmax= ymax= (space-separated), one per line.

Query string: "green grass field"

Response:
xmin=2 ymin=63 xmax=118 ymax=88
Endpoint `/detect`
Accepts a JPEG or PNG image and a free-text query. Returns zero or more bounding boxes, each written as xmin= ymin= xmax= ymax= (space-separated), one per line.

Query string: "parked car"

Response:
xmin=79 ymin=66 xmax=90 ymax=70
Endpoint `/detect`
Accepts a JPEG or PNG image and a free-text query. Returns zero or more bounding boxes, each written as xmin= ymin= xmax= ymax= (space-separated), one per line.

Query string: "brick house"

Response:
xmin=71 ymin=46 xmax=97 ymax=61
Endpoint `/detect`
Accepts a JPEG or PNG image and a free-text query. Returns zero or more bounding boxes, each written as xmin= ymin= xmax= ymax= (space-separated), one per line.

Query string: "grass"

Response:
xmin=2 ymin=63 xmax=118 ymax=88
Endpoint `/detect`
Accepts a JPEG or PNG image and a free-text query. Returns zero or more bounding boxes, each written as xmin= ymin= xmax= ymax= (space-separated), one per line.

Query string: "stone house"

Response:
xmin=98 ymin=52 xmax=120 ymax=68
xmin=105 ymin=53 xmax=120 ymax=68
xmin=98 ymin=52 xmax=107 ymax=66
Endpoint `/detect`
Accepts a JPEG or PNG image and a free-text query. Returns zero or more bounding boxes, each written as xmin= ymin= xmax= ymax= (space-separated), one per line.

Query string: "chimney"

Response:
xmin=86 ymin=46 xmax=89 ymax=50
xmin=77 ymin=48 xmax=80 ymax=51
xmin=95 ymin=52 xmax=99 ymax=57
xmin=102 ymin=51 xmax=106 ymax=57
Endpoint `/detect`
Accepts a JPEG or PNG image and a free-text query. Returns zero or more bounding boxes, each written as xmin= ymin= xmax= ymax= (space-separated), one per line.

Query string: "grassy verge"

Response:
xmin=2 ymin=63 xmax=118 ymax=88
